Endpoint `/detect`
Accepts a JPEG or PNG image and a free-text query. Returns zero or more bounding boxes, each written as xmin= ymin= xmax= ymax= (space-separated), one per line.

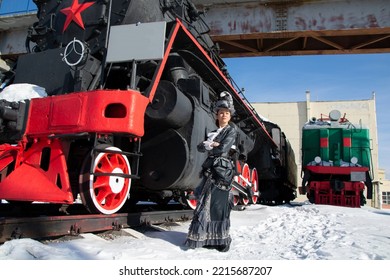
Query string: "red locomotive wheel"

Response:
xmin=232 ymin=176 xmax=240 ymax=207
xmin=185 ymin=190 xmax=197 ymax=210
xmin=79 ymin=145 xmax=131 ymax=214
xmin=233 ymin=195 xmax=240 ymax=206
xmin=250 ymin=168 xmax=259 ymax=204
xmin=240 ymin=163 xmax=250 ymax=205
xmin=232 ymin=161 xmax=242 ymax=206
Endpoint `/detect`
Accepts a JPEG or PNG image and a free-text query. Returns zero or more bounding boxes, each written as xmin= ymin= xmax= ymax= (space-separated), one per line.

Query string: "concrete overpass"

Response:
xmin=192 ymin=0 xmax=390 ymax=57
xmin=0 ymin=0 xmax=389 ymax=60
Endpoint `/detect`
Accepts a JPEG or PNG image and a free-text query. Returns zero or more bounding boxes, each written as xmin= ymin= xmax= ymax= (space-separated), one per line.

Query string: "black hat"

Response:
xmin=213 ymin=91 xmax=235 ymax=115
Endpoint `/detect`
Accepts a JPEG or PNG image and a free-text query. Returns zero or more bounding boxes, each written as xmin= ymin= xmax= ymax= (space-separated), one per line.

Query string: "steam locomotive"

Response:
xmin=300 ymin=110 xmax=373 ymax=207
xmin=0 ymin=0 xmax=297 ymax=214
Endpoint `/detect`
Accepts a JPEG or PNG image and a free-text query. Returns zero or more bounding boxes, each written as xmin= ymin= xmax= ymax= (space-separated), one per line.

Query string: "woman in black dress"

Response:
xmin=185 ymin=92 xmax=237 ymax=252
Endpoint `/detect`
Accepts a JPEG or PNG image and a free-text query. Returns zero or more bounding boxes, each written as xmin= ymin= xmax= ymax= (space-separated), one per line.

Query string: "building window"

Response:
xmin=382 ymin=192 xmax=390 ymax=205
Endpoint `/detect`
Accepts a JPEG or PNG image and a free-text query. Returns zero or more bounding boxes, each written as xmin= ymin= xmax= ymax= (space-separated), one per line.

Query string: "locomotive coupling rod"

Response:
xmin=91 ymin=172 xmax=140 ymax=179
xmin=231 ymin=181 xmax=250 ymax=196
xmin=237 ymin=174 xmax=252 ymax=187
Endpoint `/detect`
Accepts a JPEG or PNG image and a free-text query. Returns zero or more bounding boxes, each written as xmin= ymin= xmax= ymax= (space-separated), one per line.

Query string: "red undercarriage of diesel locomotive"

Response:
xmin=304 ymin=166 xmax=368 ymax=207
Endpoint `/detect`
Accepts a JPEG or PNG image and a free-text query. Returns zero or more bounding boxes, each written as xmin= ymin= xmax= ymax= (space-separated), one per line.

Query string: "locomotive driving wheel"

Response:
xmin=183 ymin=190 xmax=197 ymax=210
xmin=250 ymin=168 xmax=259 ymax=204
xmin=232 ymin=161 xmax=242 ymax=206
xmin=233 ymin=195 xmax=240 ymax=207
xmin=79 ymin=144 xmax=131 ymax=214
xmin=240 ymin=163 xmax=251 ymax=205
xmin=240 ymin=163 xmax=250 ymax=205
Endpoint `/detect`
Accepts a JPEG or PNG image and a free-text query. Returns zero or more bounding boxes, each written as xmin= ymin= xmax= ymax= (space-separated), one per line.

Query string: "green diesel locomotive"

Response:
xmin=300 ymin=110 xmax=373 ymax=207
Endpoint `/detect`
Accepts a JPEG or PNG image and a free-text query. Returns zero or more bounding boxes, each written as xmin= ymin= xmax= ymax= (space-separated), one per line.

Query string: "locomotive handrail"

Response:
xmin=62 ymin=37 xmax=87 ymax=67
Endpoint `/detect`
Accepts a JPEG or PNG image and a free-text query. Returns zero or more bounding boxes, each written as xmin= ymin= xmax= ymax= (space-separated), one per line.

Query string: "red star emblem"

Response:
xmin=60 ymin=0 xmax=95 ymax=33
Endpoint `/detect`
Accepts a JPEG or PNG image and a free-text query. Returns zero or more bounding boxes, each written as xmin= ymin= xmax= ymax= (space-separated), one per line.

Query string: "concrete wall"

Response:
xmin=252 ymin=92 xmax=385 ymax=208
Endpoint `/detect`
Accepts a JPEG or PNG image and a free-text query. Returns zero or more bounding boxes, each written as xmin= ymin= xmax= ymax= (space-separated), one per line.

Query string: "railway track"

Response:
xmin=0 ymin=202 xmax=194 ymax=243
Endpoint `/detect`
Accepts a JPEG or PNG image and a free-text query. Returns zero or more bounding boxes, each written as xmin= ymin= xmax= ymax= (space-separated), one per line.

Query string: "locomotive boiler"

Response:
xmin=0 ymin=0 xmax=297 ymax=214
xmin=300 ymin=110 xmax=373 ymax=207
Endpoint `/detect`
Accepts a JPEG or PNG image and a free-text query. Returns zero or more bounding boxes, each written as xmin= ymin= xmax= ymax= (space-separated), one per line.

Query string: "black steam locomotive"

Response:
xmin=0 ymin=0 xmax=297 ymax=214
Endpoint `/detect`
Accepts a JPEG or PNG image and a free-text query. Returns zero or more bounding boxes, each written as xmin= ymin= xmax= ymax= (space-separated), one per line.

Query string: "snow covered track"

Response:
xmin=0 ymin=207 xmax=193 ymax=244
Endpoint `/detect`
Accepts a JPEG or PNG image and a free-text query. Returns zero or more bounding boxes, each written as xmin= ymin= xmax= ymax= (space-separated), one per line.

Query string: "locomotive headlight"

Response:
xmin=314 ymin=156 xmax=322 ymax=164
xmin=351 ymin=157 xmax=358 ymax=165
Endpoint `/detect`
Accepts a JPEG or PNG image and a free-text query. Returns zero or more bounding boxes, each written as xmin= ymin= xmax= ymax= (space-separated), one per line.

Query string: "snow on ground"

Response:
xmin=0 ymin=201 xmax=389 ymax=279
xmin=1 ymin=201 xmax=389 ymax=260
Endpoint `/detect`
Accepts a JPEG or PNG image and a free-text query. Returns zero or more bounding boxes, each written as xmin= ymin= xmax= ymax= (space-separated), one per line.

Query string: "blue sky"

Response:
xmin=223 ymin=53 xmax=390 ymax=179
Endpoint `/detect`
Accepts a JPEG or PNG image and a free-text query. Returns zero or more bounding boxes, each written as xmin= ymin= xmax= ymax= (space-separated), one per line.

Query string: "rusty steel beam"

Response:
xmin=192 ymin=0 xmax=390 ymax=57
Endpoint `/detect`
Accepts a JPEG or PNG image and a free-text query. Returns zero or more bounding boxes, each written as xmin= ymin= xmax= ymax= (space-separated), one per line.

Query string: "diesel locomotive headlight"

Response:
xmin=314 ymin=156 xmax=322 ymax=164
xmin=351 ymin=157 xmax=358 ymax=165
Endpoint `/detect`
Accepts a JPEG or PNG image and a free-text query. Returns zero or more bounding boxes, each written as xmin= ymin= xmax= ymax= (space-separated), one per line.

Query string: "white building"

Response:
xmin=252 ymin=91 xmax=390 ymax=209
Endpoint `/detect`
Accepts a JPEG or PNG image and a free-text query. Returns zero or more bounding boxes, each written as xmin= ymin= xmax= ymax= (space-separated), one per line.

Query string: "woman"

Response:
xmin=185 ymin=92 xmax=237 ymax=252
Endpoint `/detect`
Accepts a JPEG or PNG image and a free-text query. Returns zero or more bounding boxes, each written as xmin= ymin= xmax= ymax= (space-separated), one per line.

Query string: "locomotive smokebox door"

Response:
xmin=14 ymin=48 xmax=100 ymax=96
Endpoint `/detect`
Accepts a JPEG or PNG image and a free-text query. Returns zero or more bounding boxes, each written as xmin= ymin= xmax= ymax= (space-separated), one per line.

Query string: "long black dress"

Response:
xmin=185 ymin=124 xmax=237 ymax=251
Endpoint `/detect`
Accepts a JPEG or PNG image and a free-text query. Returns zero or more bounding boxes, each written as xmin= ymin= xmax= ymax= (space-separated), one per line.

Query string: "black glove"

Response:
xmin=197 ymin=142 xmax=206 ymax=152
